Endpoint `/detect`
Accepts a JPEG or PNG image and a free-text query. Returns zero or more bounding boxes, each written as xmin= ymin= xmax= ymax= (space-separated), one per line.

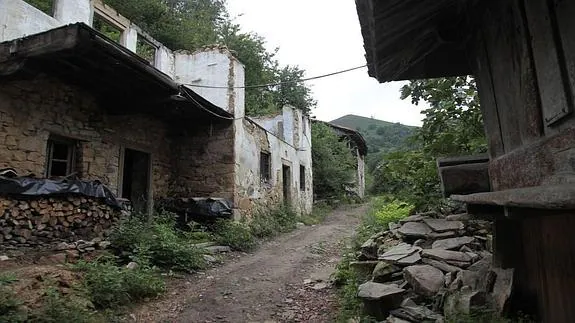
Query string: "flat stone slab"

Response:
xmin=399 ymin=214 xmax=430 ymax=224
xmin=423 ymin=218 xmax=464 ymax=232
xmin=357 ymin=282 xmax=405 ymax=301
xmin=372 ymin=262 xmax=401 ymax=283
xmin=432 ymin=236 xmax=475 ymax=250
xmin=379 ymin=243 xmax=421 ymax=261
xmin=397 ymin=222 xmax=432 ymax=238
xmin=422 ymin=258 xmax=462 ymax=273
xmin=403 ymin=265 xmax=445 ymax=297
xmin=421 ymin=249 xmax=473 ymax=266
xmin=396 ymin=252 xmax=422 ymax=266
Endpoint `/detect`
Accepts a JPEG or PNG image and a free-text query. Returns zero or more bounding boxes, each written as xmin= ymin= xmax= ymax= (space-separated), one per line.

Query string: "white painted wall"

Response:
xmin=174 ymin=50 xmax=245 ymax=117
xmin=237 ymin=106 xmax=313 ymax=215
xmin=53 ymin=0 xmax=92 ymax=25
xmin=0 ymin=0 xmax=61 ymax=41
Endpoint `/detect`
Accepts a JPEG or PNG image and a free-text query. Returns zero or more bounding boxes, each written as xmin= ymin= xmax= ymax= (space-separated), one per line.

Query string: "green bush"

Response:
xmin=109 ymin=213 xmax=206 ymax=272
xmin=249 ymin=206 xmax=298 ymax=238
xmin=213 ymin=220 xmax=257 ymax=251
xmin=74 ymin=260 xmax=165 ymax=310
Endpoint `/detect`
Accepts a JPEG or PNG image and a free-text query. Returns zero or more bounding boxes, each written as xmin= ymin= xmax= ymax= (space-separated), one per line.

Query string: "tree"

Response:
xmin=400 ymin=76 xmax=486 ymax=156
xmin=370 ymin=76 xmax=486 ymax=211
xmin=311 ymin=122 xmax=356 ymax=199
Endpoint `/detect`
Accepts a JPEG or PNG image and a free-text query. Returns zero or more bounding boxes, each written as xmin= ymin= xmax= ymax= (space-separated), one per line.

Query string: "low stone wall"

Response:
xmin=0 ymin=195 xmax=122 ymax=248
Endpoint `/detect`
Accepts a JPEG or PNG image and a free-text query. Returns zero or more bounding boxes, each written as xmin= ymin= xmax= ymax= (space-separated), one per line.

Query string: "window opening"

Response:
xmin=46 ymin=137 xmax=76 ymax=177
xmin=300 ymin=165 xmax=306 ymax=191
xmin=260 ymin=152 xmax=271 ymax=183
xmin=93 ymin=14 xmax=122 ymax=43
xmin=137 ymin=36 xmax=157 ymax=65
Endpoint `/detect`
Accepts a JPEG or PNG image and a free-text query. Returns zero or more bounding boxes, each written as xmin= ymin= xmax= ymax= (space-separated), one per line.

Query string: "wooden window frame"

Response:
xmin=46 ymin=136 xmax=76 ymax=178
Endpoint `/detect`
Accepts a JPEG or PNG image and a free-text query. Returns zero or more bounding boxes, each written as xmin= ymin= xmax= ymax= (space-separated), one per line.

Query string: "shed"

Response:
xmin=357 ymin=0 xmax=575 ymax=321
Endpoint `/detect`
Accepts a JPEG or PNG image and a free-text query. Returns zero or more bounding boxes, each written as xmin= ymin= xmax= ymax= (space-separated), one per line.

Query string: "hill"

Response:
xmin=330 ymin=114 xmax=417 ymax=169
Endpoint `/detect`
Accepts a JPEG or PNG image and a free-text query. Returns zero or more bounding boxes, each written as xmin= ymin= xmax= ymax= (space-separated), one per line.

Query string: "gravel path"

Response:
xmin=130 ymin=204 xmax=366 ymax=323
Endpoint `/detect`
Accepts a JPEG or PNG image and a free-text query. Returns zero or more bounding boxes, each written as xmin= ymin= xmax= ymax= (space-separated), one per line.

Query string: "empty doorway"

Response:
xmin=282 ymin=164 xmax=291 ymax=206
xmin=121 ymin=148 xmax=151 ymax=213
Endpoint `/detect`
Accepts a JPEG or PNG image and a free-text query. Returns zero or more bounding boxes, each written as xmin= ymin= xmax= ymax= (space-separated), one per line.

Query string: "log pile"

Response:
xmin=0 ymin=196 xmax=122 ymax=247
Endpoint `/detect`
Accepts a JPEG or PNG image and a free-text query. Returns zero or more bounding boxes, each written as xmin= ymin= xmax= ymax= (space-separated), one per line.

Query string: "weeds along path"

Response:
xmin=130 ymin=204 xmax=366 ymax=323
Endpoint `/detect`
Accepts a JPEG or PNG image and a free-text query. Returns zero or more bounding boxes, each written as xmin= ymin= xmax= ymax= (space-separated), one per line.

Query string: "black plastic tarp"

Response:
xmin=157 ymin=197 xmax=233 ymax=226
xmin=0 ymin=176 xmax=121 ymax=208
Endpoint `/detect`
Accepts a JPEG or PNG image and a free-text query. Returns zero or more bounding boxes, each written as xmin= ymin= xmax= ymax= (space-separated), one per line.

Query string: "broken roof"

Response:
xmin=315 ymin=120 xmax=368 ymax=156
xmin=0 ymin=23 xmax=233 ymax=121
xmin=355 ymin=0 xmax=478 ymax=82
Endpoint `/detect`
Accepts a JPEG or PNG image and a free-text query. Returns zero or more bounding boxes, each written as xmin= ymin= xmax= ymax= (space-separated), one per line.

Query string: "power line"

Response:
xmin=184 ymin=64 xmax=368 ymax=89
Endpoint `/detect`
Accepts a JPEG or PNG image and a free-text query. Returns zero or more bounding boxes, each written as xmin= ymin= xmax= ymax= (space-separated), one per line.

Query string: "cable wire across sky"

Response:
xmin=184 ymin=64 xmax=368 ymax=89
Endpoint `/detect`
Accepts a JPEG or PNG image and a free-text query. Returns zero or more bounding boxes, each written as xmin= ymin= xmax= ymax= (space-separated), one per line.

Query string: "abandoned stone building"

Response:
xmin=0 ymin=0 xmax=313 ymax=219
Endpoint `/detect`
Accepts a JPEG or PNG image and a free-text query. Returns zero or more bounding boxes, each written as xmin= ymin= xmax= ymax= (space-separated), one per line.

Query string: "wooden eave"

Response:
xmin=355 ymin=0 xmax=478 ymax=82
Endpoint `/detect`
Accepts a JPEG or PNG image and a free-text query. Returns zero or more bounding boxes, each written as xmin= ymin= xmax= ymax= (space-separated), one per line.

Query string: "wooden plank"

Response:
xmin=437 ymin=162 xmax=490 ymax=197
xmin=525 ymin=0 xmax=571 ymax=127
xmin=452 ymin=184 xmax=575 ymax=209
xmin=472 ymin=32 xmax=505 ymax=158
xmin=482 ymin=0 xmax=542 ymax=152
xmin=553 ymin=0 xmax=575 ymax=125
xmin=482 ymin=2 xmax=523 ymax=152
xmin=521 ymin=212 xmax=575 ymax=322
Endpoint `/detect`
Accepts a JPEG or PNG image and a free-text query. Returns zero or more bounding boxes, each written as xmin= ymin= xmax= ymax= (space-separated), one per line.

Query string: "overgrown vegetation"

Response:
xmin=370 ymin=76 xmax=486 ymax=211
xmin=74 ymin=259 xmax=165 ymax=310
xmin=311 ymin=122 xmax=358 ymax=200
xmin=330 ymin=114 xmax=417 ymax=171
xmin=334 ymin=197 xmax=413 ymax=322
xmin=109 ymin=213 xmax=207 ymax=272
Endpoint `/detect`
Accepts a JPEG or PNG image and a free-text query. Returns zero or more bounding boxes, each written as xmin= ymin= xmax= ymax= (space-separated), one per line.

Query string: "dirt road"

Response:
xmin=131 ymin=204 xmax=366 ymax=323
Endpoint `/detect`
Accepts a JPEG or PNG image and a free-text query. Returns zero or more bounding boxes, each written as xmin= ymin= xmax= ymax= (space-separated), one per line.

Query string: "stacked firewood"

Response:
xmin=0 ymin=196 xmax=121 ymax=247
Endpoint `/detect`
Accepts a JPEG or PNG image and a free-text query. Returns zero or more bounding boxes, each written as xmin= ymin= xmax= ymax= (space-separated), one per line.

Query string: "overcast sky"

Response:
xmin=226 ymin=0 xmax=426 ymax=126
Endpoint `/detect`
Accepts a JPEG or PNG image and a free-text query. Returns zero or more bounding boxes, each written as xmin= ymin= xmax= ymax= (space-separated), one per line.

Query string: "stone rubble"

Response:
xmin=351 ymin=209 xmax=511 ymax=322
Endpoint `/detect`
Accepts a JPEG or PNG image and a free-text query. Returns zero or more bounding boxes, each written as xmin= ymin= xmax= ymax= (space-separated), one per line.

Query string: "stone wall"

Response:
xmin=170 ymin=120 xmax=235 ymax=200
xmin=0 ymin=77 xmax=173 ymax=200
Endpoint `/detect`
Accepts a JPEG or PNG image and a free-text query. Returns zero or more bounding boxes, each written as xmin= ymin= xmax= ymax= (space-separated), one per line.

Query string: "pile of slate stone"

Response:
xmin=351 ymin=212 xmax=513 ymax=322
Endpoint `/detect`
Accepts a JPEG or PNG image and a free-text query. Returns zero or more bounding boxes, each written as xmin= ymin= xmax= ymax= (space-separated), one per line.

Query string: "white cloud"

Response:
xmin=226 ymin=0 xmax=426 ymax=127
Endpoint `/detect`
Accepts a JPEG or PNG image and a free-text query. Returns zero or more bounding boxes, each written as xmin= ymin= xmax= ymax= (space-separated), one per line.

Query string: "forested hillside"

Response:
xmin=330 ymin=114 xmax=417 ymax=170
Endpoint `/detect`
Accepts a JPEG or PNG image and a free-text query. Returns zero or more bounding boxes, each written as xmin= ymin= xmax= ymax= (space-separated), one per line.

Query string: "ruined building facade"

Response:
xmin=0 ymin=0 xmax=313 ymax=217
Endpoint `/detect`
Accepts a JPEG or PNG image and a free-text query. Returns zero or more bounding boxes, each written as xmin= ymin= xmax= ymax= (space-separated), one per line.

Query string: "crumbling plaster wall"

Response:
xmin=0 ymin=77 xmax=174 ymax=198
xmin=357 ymin=152 xmax=366 ymax=198
xmin=235 ymin=107 xmax=313 ymax=216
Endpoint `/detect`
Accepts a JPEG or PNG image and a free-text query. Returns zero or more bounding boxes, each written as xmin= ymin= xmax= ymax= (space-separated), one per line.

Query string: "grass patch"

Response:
xmin=0 ymin=273 xmax=17 ymax=286
xmin=29 ymin=287 xmax=96 ymax=323
xmin=74 ymin=259 xmax=165 ymax=310
xmin=213 ymin=220 xmax=257 ymax=251
xmin=109 ymin=212 xmax=206 ymax=272
xmin=334 ymin=196 xmax=412 ymax=322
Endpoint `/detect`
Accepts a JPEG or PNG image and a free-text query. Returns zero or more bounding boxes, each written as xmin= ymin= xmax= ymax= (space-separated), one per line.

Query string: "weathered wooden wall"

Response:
xmin=471 ymin=0 xmax=575 ymax=321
